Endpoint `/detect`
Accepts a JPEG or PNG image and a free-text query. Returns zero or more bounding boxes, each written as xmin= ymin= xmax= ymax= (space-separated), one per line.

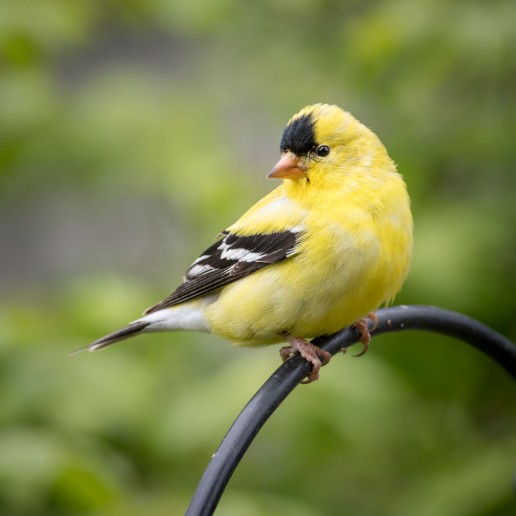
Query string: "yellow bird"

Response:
xmin=86 ymin=104 xmax=413 ymax=382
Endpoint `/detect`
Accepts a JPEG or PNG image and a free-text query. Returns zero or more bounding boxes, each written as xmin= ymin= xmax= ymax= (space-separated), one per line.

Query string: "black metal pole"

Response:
xmin=185 ymin=305 xmax=516 ymax=516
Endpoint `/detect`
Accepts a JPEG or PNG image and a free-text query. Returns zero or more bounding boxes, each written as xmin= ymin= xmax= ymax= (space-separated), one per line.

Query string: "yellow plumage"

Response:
xmin=206 ymin=104 xmax=413 ymax=345
xmin=88 ymin=104 xmax=413 ymax=379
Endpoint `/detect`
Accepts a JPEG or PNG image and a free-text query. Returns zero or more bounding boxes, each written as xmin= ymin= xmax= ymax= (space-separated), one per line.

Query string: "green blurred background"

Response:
xmin=1 ymin=1 xmax=515 ymax=515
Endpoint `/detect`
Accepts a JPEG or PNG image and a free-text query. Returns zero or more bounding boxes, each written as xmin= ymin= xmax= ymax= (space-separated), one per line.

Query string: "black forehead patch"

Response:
xmin=280 ymin=113 xmax=317 ymax=156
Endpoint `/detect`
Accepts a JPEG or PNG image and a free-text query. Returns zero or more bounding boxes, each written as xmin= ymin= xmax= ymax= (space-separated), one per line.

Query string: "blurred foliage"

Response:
xmin=0 ymin=0 xmax=515 ymax=514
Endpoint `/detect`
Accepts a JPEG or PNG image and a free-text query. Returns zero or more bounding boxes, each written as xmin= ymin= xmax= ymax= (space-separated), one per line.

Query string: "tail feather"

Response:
xmin=72 ymin=321 xmax=151 ymax=355
xmin=72 ymin=303 xmax=210 ymax=356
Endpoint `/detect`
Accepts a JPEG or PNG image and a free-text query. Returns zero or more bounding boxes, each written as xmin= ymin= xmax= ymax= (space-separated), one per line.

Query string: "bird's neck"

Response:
xmin=281 ymin=159 xmax=397 ymax=208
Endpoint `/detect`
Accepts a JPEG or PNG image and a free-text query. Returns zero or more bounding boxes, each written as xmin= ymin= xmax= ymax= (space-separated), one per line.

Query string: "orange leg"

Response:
xmin=280 ymin=336 xmax=331 ymax=383
xmin=352 ymin=312 xmax=379 ymax=357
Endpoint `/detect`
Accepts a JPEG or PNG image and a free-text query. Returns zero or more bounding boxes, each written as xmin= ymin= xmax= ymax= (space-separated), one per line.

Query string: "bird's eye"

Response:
xmin=315 ymin=145 xmax=330 ymax=157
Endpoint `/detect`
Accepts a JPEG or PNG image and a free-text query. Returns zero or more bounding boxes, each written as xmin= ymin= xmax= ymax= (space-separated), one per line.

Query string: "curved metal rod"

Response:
xmin=185 ymin=305 xmax=516 ymax=516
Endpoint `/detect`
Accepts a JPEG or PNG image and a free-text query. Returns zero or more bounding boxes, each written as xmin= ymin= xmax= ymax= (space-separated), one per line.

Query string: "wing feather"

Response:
xmin=144 ymin=229 xmax=303 ymax=314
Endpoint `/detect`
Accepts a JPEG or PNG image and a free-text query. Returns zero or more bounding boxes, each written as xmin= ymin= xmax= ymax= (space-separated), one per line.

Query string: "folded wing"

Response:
xmin=145 ymin=228 xmax=303 ymax=314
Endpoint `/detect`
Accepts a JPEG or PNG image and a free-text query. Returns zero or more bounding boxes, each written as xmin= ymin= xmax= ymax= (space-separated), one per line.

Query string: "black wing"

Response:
xmin=144 ymin=229 xmax=303 ymax=314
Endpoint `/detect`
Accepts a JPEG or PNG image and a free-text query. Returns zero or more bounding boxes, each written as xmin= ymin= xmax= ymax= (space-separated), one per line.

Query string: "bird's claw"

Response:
xmin=352 ymin=312 xmax=379 ymax=357
xmin=280 ymin=336 xmax=331 ymax=383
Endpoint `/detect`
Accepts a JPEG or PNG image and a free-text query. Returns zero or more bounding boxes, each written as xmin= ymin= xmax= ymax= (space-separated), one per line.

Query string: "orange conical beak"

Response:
xmin=267 ymin=152 xmax=307 ymax=179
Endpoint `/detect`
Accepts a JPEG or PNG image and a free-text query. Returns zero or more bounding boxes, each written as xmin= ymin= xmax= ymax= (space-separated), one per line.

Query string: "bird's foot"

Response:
xmin=280 ymin=336 xmax=331 ymax=383
xmin=351 ymin=312 xmax=379 ymax=357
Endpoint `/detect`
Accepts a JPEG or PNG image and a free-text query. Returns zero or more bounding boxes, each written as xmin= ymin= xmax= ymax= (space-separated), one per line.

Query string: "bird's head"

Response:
xmin=269 ymin=104 xmax=389 ymax=187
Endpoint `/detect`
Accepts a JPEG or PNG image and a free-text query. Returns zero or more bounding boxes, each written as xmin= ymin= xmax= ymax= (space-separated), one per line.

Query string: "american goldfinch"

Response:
xmin=86 ymin=104 xmax=413 ymax=382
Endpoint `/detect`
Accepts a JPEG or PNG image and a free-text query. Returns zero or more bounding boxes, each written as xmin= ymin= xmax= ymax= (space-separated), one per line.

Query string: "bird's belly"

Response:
xmin=204 ymin=231 xmax=399 ymax=346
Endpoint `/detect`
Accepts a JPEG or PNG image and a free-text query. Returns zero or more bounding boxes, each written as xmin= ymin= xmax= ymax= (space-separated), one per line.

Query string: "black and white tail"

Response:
xmin=72 ymin=302 xmax=210 ymax=355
